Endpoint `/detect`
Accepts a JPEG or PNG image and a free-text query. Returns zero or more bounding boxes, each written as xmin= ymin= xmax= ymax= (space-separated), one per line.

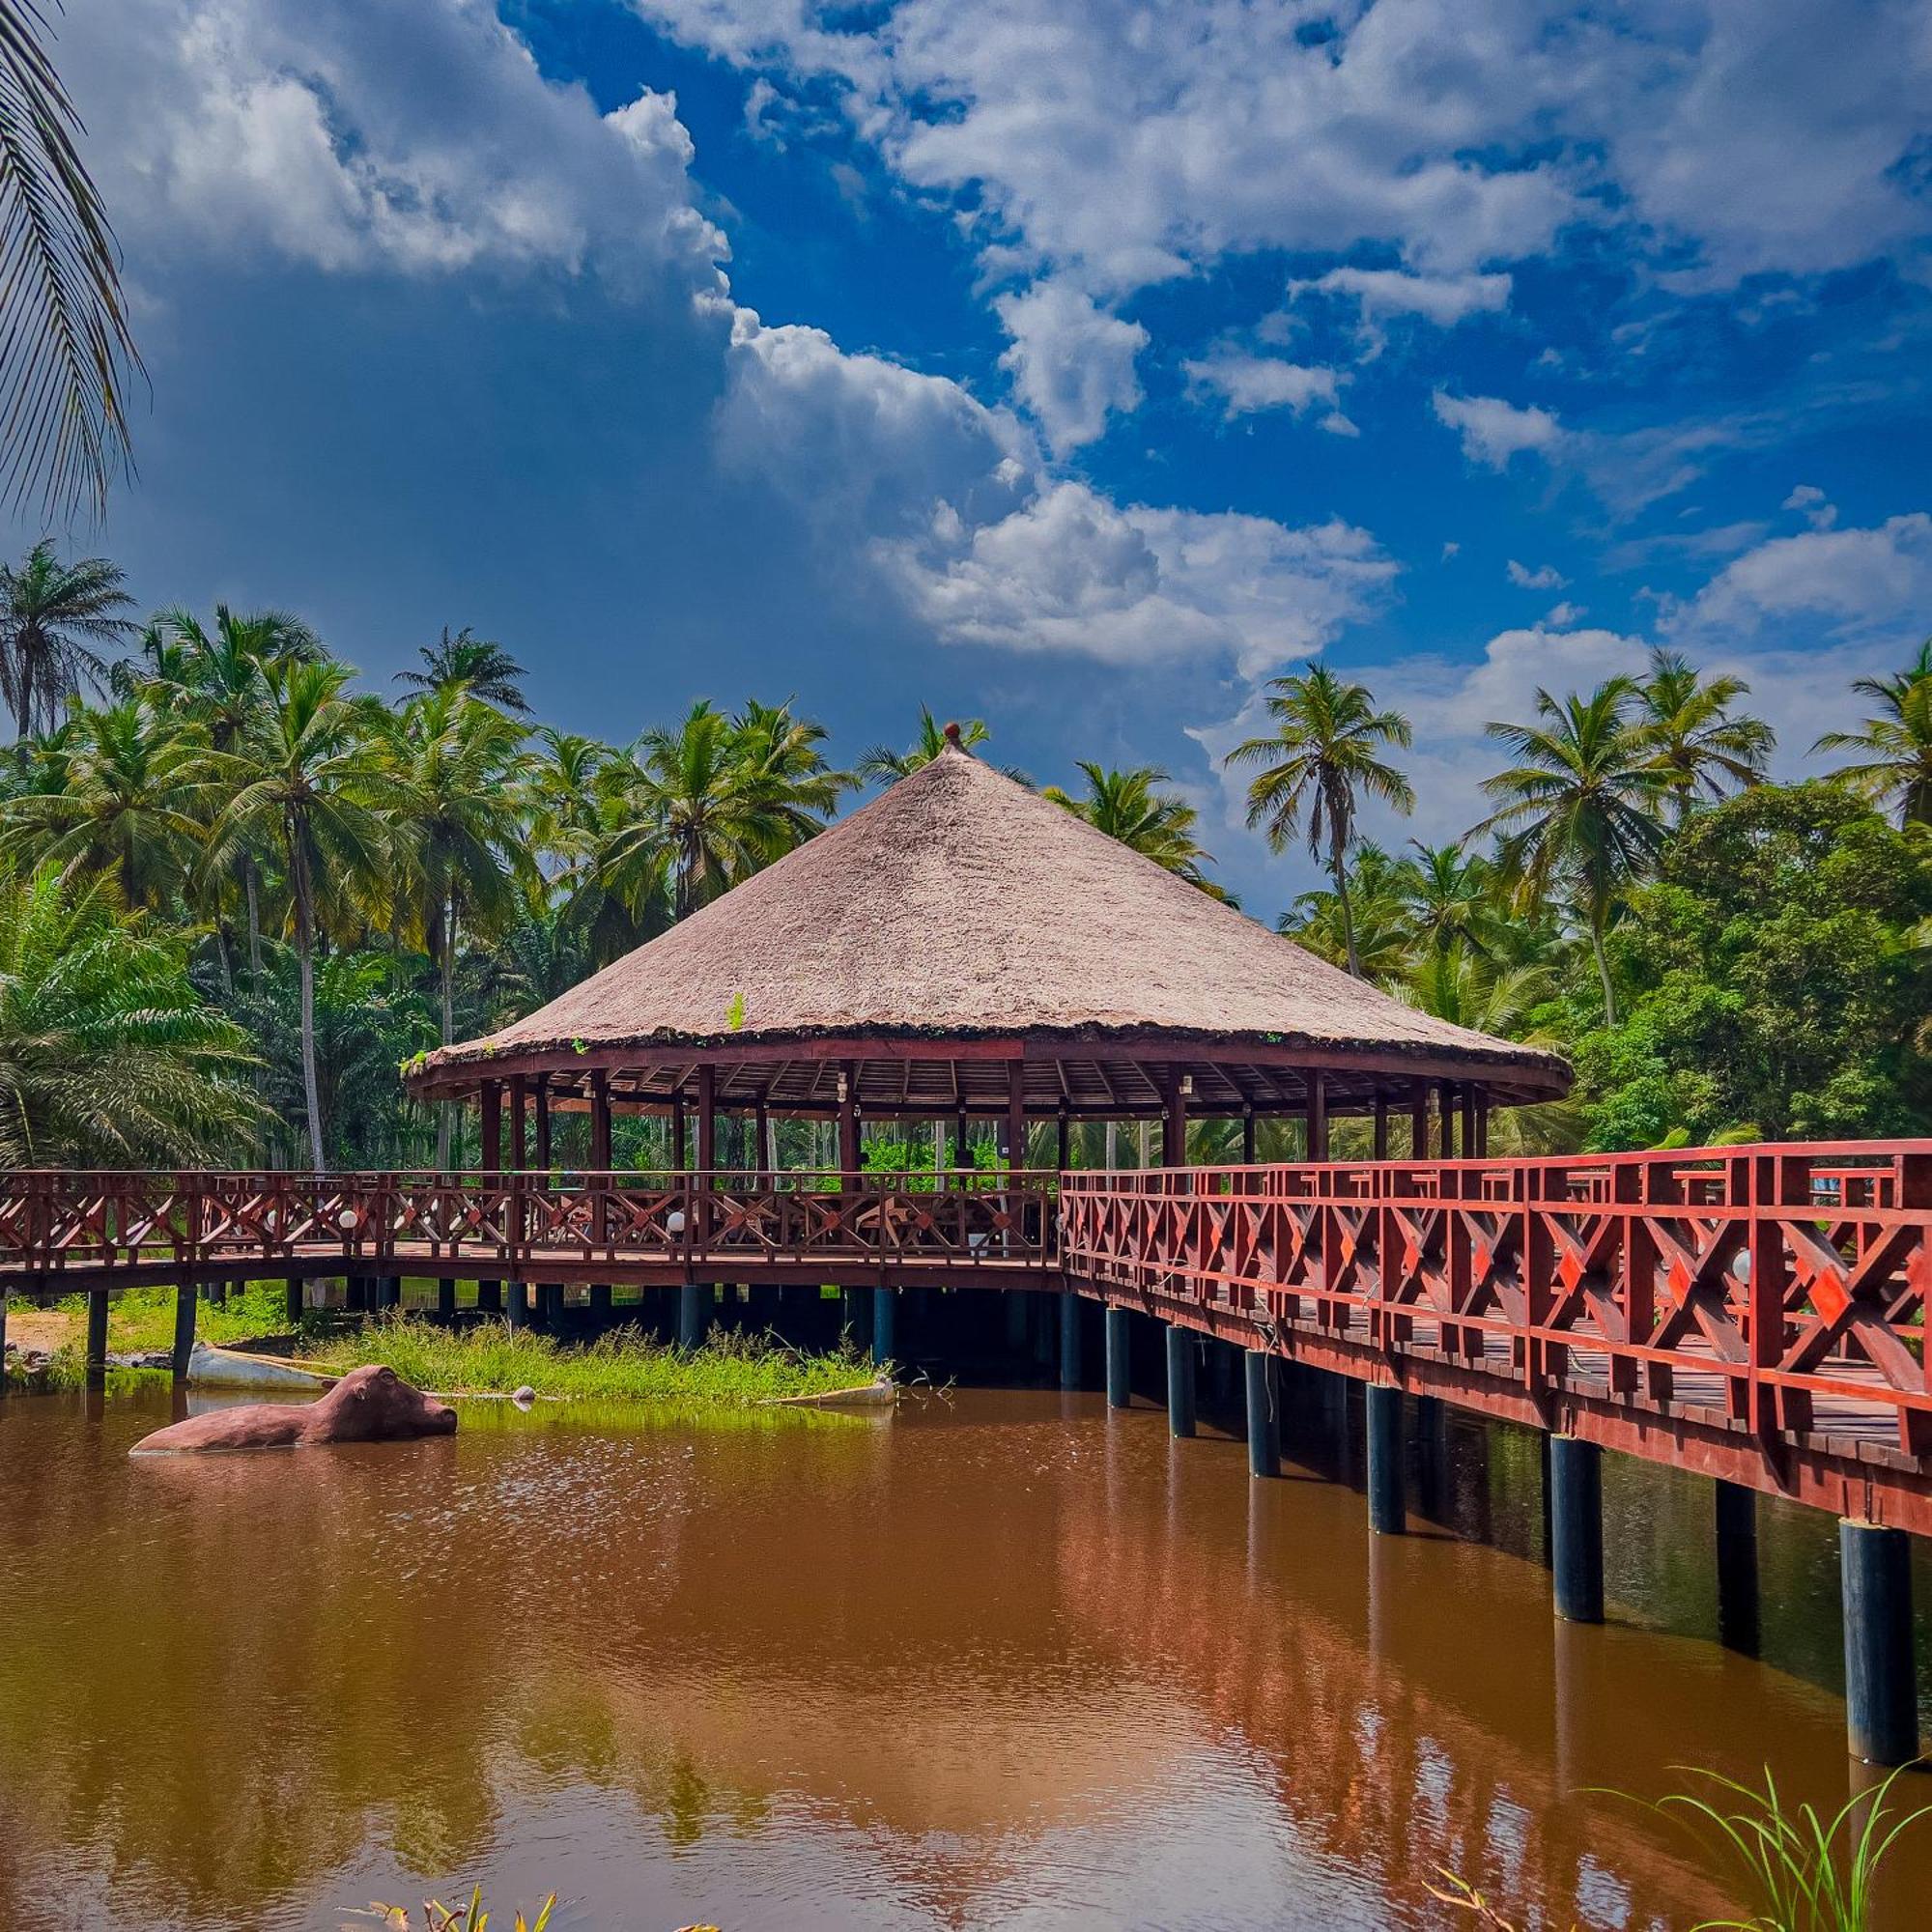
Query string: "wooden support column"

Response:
xmin=479 ymin=1080 xmax=502 ymax=1171
xmin=85 ymin=1290 xmax=108 ymax=1387
xmin=1005 ymin=1060 xmax=1027 ymax=1169
xmin=695 ymin=1064 xmax=717 ymax=1244
xmin=1307 ymin=1070 xmax=1328 ymax=1162
xmin=533 ymin=1074 xmax=552 ymax=1171
xmin=1462 ymin=1086 xmax=1478 ymax=1161
xmin=671 ymin=1094 xmax=687 ymax=1170
xmin=1474 ymin=1093 xmax=1491 ymax=1156
xmin=1056 ymin=1105 xmax=1070 ymax=1174
xmin=1160 ymin=1067 xmax=1186 ymax=1168
xmin=1241 ymin=1107 xmax=1257 ymax=1164
xmin=838 ymin=1062 xmax=861 ymax=1176
xmin=508 ymin=1073 xmax=528 ymax=1171
xmin=1409 ymin=1081 xmax=1429 ymax=1160
xmin=590 ymin=1070 xmax=611 ymax=1171
xmin=171 ymin=1284 xmax=196 ymax=1377
xmin=753 ymin=1099 xmax=770 ymax=1178
xmin=1373 ymin=1092 xmax=1389 ymax=1161
xmin=954 ymin=1105 xmax=970 ymax=1174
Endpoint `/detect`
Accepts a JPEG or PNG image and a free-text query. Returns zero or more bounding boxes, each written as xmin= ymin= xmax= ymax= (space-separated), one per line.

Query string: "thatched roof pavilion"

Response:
xmin=410 ymin=732 xmax=1568 ymax=1168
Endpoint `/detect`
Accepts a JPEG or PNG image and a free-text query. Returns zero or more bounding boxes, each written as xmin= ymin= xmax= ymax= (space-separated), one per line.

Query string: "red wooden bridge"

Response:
xmin=2 ymin=1141 xmax=1926 ymax=1532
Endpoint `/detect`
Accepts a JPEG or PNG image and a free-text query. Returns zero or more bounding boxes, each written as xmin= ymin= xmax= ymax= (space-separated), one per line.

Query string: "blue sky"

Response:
xmin=24 ymin=0 xmax=1932 ymax=911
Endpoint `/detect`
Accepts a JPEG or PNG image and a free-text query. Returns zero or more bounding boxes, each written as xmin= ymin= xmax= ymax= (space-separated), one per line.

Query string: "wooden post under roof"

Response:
xmin=479 ymin=1079 xmax=501 ymax=1172
xmin=838 ymin=1060 xmax=861 ymax=1176
xmin=1462 ymin=1086 xmax=1478 ymax=1161
xmin=1241 ymin=1106 xmax=1257 ymax=1164
xmin=1160 ymin=1065 xmax=1186 ymax=1168
xmin=1438 ymin=1079 xmax=1458 ymax=1159
xmin=1005 ymin=1060 xmax=1027 ymax=1170
xmin=954 ymin=1104 xmax=969 ymax=1174
xmin=1410 ymin=1080 xmax=1429 ymax=1160
xmin=589 ymin=1069 xmax=611 ymax=1248
xmin=590 ymin=1069 xmax=611 ymax=1170
xmin=695 ymin=1064 xmax=717 ymax=1240
xmin=1373 ymin=1092 xmax=1389 ymax=1161
xmin=508 ymin=1072 xmax=527 ymax=1171
xmin=533 ymin=1073 xmax=552 ymax=1171
xmin=1056 ymin=1105 xmax=1070 ymax=1174
xmin=1308 ymin=1069 xmax=1329 ymax=1162
xmin=754 ymin=1099 xmax=770 ymax=1178
xmin=670 ymin=1094 xmax=687 ymax=1171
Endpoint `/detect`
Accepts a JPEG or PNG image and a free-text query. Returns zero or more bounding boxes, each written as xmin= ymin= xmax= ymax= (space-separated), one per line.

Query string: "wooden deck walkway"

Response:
xmin=2 ymin=1144 xmax=1927 ymax=1530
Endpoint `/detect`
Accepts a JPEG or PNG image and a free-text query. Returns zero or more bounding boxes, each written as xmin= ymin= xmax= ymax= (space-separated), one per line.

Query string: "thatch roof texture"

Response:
xmin=420 ymin=743 xmax=1568 ymax=1113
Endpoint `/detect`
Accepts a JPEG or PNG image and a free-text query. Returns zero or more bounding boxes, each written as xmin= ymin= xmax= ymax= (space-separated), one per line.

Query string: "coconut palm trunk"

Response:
xmin=292 ymin=843 xmax=325 ymax=1173
xmin=438 ymin=893 xmax=457 ymax=1171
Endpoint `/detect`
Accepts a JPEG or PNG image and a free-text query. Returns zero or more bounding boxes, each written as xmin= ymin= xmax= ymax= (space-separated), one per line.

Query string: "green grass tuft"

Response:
xmin=299 ymin=1314 xmax=877 ymax=1406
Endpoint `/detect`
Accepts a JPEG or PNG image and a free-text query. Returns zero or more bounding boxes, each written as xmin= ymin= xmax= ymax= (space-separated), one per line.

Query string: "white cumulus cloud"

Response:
xmin=1182 ymin=352 xmax=1345 ymax=421
xmin=1433 ymin=392 xmax=1568 ymax=469
xmin=993 ymin=282 xmax=1148 ymax=454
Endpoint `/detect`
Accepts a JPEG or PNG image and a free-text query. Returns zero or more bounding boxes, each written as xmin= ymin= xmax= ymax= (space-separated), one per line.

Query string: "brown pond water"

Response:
xmin=0 ymin=1381 xmax=1927 ymax=1931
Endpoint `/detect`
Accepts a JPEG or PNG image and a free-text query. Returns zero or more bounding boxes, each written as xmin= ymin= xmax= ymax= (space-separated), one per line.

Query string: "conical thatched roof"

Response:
xmin=420 ymin=743 xmax=1568 ymax=1113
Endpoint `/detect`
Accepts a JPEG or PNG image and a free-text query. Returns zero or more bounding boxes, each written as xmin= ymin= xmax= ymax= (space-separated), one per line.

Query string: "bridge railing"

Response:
xmin=0 ymin=1168 xmax=1060 ymax=1278
xmin=1059 ymin=1142 xmax=1932 ymax=1461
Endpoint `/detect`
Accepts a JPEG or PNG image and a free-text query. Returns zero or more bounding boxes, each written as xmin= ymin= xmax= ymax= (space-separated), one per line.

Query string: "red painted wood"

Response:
xmin=2 ymin=1140 xmax=1927 ymax=1527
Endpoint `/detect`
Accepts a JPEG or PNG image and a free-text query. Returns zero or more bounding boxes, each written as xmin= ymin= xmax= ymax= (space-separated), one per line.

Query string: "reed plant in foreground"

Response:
xmin=1621 ymin=1762 xmax=1929 ymax=1932
xmin=1428 ymin=1763 xmax=1928 ymax=1932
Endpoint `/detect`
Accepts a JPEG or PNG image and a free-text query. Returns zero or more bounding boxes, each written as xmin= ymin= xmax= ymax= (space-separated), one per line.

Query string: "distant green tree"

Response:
xmin=1043 ymin=761 xmax=1225 ymax=895
xmin=1813 ymin=639 xmax=1932 ymax=828
xmin=0 ymin=541 xmax=135 ymax=735
xmin=1572 ymin=781 xmax=1932 ymax=1146
xmin=1227 ymin=662 xmax=1413 ymax=978
xmin=1635 ymin=647 xmax=1774 ymax=824
xmin=0 ymin=867 xmax=257 ymax=1165
xmin=394 ymin=626 xmax=530 ymax=714
xmin=1474 ymin=678 xmax=1670 ymax=1025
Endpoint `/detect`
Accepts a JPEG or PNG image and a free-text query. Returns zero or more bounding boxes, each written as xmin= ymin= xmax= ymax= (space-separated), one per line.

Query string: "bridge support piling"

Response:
xmin=287 ymin=1276 xmax=306 ymax=1327
xmin=1548 ymin=1436 xmax=1605 ymax=1624
xmin=1105 ymin=1306 xmax=1132 ymax=1409
xmin=476 ymin=1279 xmax=502 ymax=1315
xmin=1244 ymin=1350 xmax=1279 ymax=1478
xmin=589 ymin=1283 xmax=612 ymax=1321
xmin=1414 ymin=1393 xmax=1449 ymax=1521
xmin=1714 ymin=1480 xmax=1760 ymax=1655
xmin=84 ymin=1290 xmax=108 ymax=1388
xmin=172 ymin=1285 xmax=196 ymax=1376
xmin=435 ymin=1277 xmax=456 ymax=1321
xmin=506 ymin=1281 xmax=528 ymax=1330
xmin=1211 ymin=1339 xmax=1236 ymax=1410
xmin=872 ymin=1287 xmax=895 ymax=1367
xmin=1166 ymin=1324 xmax=1196 ymax=1438
xmin=1005 ymin=1293 xmax=1029 ymax=1356
xmin=1366 ymin=1384 xmax=1406 ymax=1535
xmin=1058 ymin=1292 xmax=1083 ymax=1390
xmin=539 ymin=1283 xmax=564 ymax=1328
xmin=678 ymin=1283 xmax=710 ymax=1351
xmin=1839 ymin=1520 xmax=1918 ymax=1765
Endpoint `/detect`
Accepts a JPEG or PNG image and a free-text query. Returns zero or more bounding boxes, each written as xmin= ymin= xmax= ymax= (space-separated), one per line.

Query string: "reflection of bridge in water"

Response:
xmin=2 ymin=1136 xmax=1928 ymax=1764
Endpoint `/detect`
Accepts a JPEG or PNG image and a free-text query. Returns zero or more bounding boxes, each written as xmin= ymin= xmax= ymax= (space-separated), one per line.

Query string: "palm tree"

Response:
xmin=0 ymin=867 xmax=257 ymax=1166
xmin=1279 ymin=840 xmax=1415 ymax=980
xmin=599 ymin=699 xmax=838 ymax=923
xmin=1636 ymin=647 xmax=1774 ymax=823
xmin=858 ymin=704 xmax=1030 ymax=785
xmin=1472 ymin=678 xmax=1670 ymax=1026
xmin=0 ymin=1 xmax=141 ymax=520
xmin=1226 ymin=662 xmax=1414 ymax=977
xmin=1400 ymin=841 xmax=1498 ymax=958
xmin=3 ymin=697 xmax=205 ymax=909
xmin=383 ymin=688 xmax=533 ymax=1166
xmin=0 ymin=541 xmax=135 ymax=734
xmin=144 ymin=603 xmax=325 ymax=974
xmin=1043 ymin=761 xmax=1226 ymax=895
xmin=1812 ymin=640 xmax=1932 ymax=828
xmin=395 ymin=626 xmax=529 ymax=713
xmin=200 ymin=660 xmax=393 ymax=1170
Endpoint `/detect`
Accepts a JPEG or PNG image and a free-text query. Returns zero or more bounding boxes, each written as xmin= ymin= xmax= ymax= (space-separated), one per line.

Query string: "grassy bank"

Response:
xmin=298 ymin=1316 xmax=878 ymax=1406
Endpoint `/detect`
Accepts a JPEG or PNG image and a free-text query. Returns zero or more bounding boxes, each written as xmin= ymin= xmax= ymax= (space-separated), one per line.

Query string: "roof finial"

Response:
xmin=942 ymin=720 xmax=964 ymax=749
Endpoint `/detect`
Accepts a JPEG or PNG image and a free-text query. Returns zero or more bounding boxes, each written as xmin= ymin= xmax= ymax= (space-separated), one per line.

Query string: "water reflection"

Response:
xmin=0 ymin=1384 xmax=1924 ymax=1930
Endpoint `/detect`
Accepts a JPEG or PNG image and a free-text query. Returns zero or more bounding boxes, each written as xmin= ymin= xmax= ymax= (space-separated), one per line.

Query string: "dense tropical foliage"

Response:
xmin=0 ymin=539 xmax=1927 ymax=1165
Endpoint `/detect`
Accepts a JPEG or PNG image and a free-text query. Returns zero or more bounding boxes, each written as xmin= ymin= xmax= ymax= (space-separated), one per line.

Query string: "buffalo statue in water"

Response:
xmin=130 ymin=1363 xmax=457 ymax=1455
